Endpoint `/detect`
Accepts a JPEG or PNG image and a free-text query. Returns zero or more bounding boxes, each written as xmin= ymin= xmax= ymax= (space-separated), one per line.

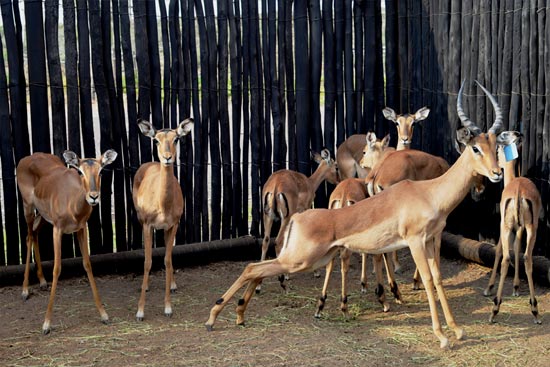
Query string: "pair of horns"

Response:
xmin=456 ymin=80 xmax=503 ymax=135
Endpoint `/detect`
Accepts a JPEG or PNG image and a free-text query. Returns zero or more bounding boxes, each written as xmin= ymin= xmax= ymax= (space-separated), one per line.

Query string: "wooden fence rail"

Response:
xmin=0 ymin=0 xmax=549 ymax=267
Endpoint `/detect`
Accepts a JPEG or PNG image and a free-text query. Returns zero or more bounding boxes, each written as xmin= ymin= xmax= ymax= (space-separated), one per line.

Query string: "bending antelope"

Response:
xmin=316 ymin=133 xmax=400 ymax=318
xmin=483 ymin=131 xmax=542 ymax=324
xmin=133 ymin=118 xmax=193 ymax=321
xmin=17 ymin=150 xmax=117 ymax=334
xmin=336 ymin=107 xmax=429 ymax=180
xmin=259 ymin=149 xmax=339 ymax=261
xmin=205 ymin=81 xmax=505 ymax=349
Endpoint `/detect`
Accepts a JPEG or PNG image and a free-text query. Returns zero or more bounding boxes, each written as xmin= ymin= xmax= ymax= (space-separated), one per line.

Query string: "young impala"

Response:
xmin=206 ymin=81 xmax=506 ymax=349
xmin=133 ymin=118 xmax=193 ymax=321
xmin=17 ymin=149 xmax=117 ymax=334
xmin=316 ymin=133 xmax=399 ymax=318
xmin=483 ymin=130 xmax=542 ymax=324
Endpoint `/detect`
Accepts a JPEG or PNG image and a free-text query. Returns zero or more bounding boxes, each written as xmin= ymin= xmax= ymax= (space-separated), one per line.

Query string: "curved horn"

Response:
xmin=457 ymin=80 xmax=481 ymax=135
xmin=474 ymin=80 xmax=503 ymax=135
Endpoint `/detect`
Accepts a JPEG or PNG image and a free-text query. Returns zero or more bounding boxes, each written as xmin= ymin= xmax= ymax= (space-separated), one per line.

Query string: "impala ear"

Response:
xmin=137 ymin=119 xmax=156 ymax=138
xmin=496 ymin=130 xmax=523 ymax=147
xmin=366 ymin=132 xmax=377 ymax=148
xmin=101 ymin=149 xmax=118 ymax=167
xmin=414 ymin=107 xmax=430 ymax=121
xmin=63 ymin=150 xmax=80 ymax=168
xmin=320 ymin=148 xmax=331 ymax=162
xmin=382 ymin=107 xmax=397 ymax=122
xmin=454 ymin=127 xmax=474 ymax=153
xmin=381 ymin=134 xmax=391 ymax=149
xmin=177 ymin=118 xmax=194 ymax=137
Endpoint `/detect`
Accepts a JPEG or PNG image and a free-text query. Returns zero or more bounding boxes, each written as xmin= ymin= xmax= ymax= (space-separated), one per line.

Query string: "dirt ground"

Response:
xmin=1 ymin=250 xmax=550 ymax=367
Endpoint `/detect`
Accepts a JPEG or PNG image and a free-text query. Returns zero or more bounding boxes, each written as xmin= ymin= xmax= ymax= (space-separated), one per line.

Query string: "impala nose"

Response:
xmin=489 ymin=170 xmax=503 ymax=183
xmin=87 ymin=192 xmax=100 ymax=205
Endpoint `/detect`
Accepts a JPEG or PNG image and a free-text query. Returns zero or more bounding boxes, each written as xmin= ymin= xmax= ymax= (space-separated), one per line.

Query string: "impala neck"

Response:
xmin=396 ymin=142 xmax=409 ymax=151
xmin=426 ymin=150 xmax=479 ymax=215
xmin=503 ymin=159 xmax=517 ymax=187
xmin=307 ymin=163 xmax=329 ymax=192
xmin=159 ymin=163 xmax=175 ymax=209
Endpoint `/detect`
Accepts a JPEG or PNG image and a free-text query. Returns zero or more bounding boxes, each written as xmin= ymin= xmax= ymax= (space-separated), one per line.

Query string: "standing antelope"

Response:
xmin=335 ymin=107 xmax=430 ymax=180
xmin=17 ymin=150 xmax=117 ymax=334
xmin=316 ymin=133 xmax=399 ymax=318
xmin=483 ymin=131 xmax=542 ymax=324
xmin=205 ymin=81 xmax=505 ymax=349
xmin=133 ymin=118 xmax=193 ymax=321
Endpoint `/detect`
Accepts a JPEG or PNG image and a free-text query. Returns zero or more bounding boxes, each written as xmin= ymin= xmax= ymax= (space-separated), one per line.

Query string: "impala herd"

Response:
xmin=15 ymin=81 xmax=542 ymax=348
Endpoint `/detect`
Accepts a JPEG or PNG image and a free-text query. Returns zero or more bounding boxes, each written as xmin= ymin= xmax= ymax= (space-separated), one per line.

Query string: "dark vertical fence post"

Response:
xmin=284 ymin=0 xmax=296 ymax=170
xmin=322 ymin=0 xmax=336 ymax=155
xmin=218 ymin=0 xmax=233 ymax=239
xmin=294 ymin=0 xmax=310 ymax=175
xmin=334 ymin=0 xmax=345 ymax=146
xmin=228 ymin=0 xmax=245 ymax=236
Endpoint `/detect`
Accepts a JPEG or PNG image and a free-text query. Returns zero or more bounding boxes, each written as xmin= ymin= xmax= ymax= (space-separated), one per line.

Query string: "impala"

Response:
xmin=205 ymin=82 xmax=505 ymax=349
xmin=336 ymin=107 xmax=429 ymax=180
xmin=17 ymin=149 xmax=117 ymax=334
xmin=483 ymin=131 xmax=542 ymax=324
xmin=133 ymin=118 xmax=193 ymax=321
xmin=316 ymin=133 xmax=399 ymax=318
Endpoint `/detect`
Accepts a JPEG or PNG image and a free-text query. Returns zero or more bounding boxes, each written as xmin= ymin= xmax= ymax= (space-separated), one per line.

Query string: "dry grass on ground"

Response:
xmin=1 ymin=251 xmax=549 ymax=367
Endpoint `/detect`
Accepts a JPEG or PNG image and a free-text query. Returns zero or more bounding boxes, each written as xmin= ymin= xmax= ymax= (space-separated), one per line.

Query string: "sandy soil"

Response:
xmin=1 ymin=250 xmax=549 ymax=367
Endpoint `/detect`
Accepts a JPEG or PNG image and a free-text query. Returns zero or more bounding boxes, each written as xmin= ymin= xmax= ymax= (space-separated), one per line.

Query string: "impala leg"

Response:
xmin=260 ymin=213 xmax=273 ymax=262
xmin=339 ymin=249 xmax=351 ymax=317
xmin=484 ymin=239 xmax=502 ymax=296
xmin=206 ymin=259 xmax=289 ymax=331
xmin=512 ymin=228 xmax=523 ymax=297
xmin=524 ymin=224 xmax=541 ymax=324
xmin=42 ymin=227 xmax=63 ymax=334
xmin=408 ymin=238 xmax=449 ymax=349
xmin=137 ymin=224 xmax=153 ymax=321
xmin=490 ymin=226 xmax=512 ymax=323
xmin=77 ymin=228 xmax=109 ymax=324
xmin=315 ymin=256 xmax=335 ymax=318
xmin=163 ymin=225 xmax=178 ymax=317
xmin=360 ymin=253 xmax=368 ymax=293
xmin=256 ymin=214 xmax=274 ymax=293
xmin=22 ymin=221 xmax=34 ymax=300
xmin=236 ymin=278 xmax=262 ymax=326
xmin=428 ymin=234 xmax=463 ymax=341
xmin=391 ymin=250 xmax=402 ymax=274
xmin=383 ymin=252 xmax=402 ymax=304
xmin=33 ymin=229 xmax=47 ymax=290
xmin=373 ymin=254 xmax=389 ymax=312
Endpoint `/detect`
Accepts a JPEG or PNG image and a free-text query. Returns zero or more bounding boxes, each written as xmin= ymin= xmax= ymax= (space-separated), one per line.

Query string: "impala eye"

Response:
xmin=472 ymin=146 xmax=480 ymax=154
xmin=77 ymin=170 xmax=84 ymax=176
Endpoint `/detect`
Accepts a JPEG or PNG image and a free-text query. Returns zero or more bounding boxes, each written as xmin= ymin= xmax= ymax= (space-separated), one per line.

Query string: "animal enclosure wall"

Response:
xmin=0 ymin=0 xmax=549 ymax=267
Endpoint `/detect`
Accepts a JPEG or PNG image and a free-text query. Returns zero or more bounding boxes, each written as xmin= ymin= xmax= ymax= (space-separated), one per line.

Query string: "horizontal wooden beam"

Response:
xmin=441 ymin=232 xmax=550 ymax=287
xmin=0 ymin=236 xmax=261 ymax=287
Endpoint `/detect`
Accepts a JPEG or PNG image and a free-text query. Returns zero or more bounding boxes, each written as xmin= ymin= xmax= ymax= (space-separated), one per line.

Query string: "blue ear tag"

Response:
xmin=503 ymin=142 xmax=518 ymax=162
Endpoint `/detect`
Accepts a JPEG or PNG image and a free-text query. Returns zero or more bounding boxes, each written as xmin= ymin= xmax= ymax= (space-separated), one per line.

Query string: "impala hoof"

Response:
xmin=455 ymin=328 xmax=465 ymax=340
xmin=21 ymin=290 xmax=30 ymax=301
xmin=205 ymin=324 xmax=214 ymax=332
xmin=534 ymin=318 xmax=542 ymax=325
xmin=170 ymin=288 xmax=177 ymax=294
xmin=136 ymin=310 xmax=144 ymax=322
xmin=42 ymin=321 xmax=51 ymax=335
xmin=439 ymin=338 xmax=450 ymax=349
xmin=483 ymin=289 xmax=492 ymax=297
xmin=101 ymin=314 xmax=110 ymax=324
xmin=164 ymin=307 xmax=173 ymax=318
xmin=39 ymin=282 xmax=48 ymax=291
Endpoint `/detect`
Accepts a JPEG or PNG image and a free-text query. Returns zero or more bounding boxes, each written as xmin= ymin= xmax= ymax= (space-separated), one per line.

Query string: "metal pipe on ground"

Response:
xmin=0 ymin=236 xmax=261 ymax=287
xmin=441 ymin=231 xmax=550 ymax=287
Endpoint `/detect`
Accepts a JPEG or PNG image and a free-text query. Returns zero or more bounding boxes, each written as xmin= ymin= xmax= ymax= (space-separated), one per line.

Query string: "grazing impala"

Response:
xmin=336 ymin=107 xmax=429 ymax=180
xmin=205 ymin=81 xmax=505 ymax=349
xmin=133 ymin=118 xmax=193 ymax=321
xmin=17 ymin=149 xmax=117 ymax=334
xmin=316 ymin=133 xmax=399 ymax=318
xmin=483 ymin=131 xmax=542 ymax=324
